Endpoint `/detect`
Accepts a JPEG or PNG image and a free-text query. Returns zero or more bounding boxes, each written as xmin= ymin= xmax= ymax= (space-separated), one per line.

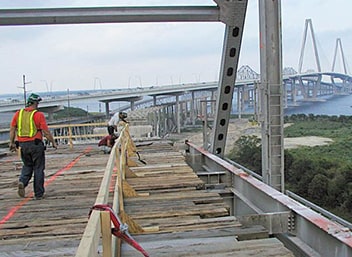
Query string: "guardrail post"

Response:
xmin=68 ymin=126 xmax=73 ymax=149
xmin=100 ymin=211 xmax=112 ymax=257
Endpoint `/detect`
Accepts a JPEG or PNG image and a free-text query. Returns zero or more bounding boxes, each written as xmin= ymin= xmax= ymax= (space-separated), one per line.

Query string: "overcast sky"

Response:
xmin=0 ymin=0 xmax=351 ymax=95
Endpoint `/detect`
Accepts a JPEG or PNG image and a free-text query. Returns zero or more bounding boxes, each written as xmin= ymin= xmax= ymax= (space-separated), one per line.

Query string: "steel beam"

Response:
xmin=186 ymin=141 xmax=352 ymax=257
xmin=0 ymin=6 xmax=219 ymax=26
xmin=258 ymin=0 xmax=284 ymax=192
xmin=210 ymin=0 xmax=248 ymax=157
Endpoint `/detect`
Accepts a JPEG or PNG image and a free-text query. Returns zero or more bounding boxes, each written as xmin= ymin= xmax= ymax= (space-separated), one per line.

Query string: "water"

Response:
xmin=284 ymin=94 xmax=352 ymax=116
xmin=1 ymin=90 xmax=352 ymax=130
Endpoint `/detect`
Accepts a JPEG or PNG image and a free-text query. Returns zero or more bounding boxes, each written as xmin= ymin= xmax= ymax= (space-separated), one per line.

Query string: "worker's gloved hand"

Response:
xmin=9 ymin=142 xmax=17 ymax=152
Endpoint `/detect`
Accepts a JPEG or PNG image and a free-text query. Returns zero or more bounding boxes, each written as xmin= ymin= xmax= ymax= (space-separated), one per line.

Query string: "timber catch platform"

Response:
xmin=0 ymin=141 xmax=294 ymax=256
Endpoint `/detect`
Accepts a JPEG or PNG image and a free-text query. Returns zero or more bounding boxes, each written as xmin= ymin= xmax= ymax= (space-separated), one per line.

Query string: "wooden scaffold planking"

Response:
xmin=0 ymin=144 xmax=110 ymax=256
xmin=121 ymin=142 xmax=294 ymax=257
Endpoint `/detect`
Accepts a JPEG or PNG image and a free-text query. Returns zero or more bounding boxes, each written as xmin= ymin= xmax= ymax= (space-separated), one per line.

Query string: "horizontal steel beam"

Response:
xmin=0 ymin=6 xmax=220 ymax=26
xmin=186 ymin=141 xmax=352 ymax=257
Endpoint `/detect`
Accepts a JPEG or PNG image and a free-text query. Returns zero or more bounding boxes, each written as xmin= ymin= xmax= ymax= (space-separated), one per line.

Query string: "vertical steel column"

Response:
xmin=211 ymin=90 xmax=216 ymax=116
xmin=201 ymin=100 xmax=209 ymax=149
xmin=259 ymin=0 xmax=284 ymax=192
xmin=191 ymin=91 xmax=195 ymax=125
xmin=174 ymin=95 xmax=180 ymax=134
xmin=210 ymin=0 xmax=248 ymax=157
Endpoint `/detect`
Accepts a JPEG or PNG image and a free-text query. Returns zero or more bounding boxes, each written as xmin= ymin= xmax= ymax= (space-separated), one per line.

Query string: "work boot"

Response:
xmin=18 ymin=181 xmax=25 ymax=198
xmin=34 ymin=195 xmax=44 ymax=200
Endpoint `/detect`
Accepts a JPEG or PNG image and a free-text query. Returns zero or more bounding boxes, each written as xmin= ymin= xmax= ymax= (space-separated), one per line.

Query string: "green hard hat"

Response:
xmin=27 ymin=93 xmax=42 ymax=106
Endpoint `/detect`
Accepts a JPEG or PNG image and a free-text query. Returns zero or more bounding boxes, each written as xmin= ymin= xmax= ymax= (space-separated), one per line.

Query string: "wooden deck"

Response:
xmin=0 ymin=141 xmax=293 ymax=257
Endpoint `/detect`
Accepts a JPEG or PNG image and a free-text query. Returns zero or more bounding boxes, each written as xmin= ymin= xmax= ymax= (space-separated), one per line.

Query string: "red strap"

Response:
xmin=90 ymin=204 xmax=150 ymax=257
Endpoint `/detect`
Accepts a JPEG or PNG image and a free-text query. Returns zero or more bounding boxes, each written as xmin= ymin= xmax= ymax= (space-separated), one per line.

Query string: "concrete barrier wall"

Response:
xmin=93 ymin=125 xmax=153 ymax=138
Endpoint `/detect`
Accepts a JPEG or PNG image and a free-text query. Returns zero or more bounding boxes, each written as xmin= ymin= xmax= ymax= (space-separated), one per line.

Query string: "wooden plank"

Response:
xmin=101 ymin=211 xmax=112 ymax=257
xmin=0 ymin=141 xmax=294 ymax=257
xmin=121 ymin=237 xmax=294 ymax=257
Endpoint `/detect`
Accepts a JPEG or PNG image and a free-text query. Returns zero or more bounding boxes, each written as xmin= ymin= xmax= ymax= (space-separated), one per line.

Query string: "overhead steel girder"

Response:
xmin=0 ymin=6 xmax=222 ymax=26
xmin=210 ymin=0 xmax=248 ymax=157
xmin=0 ymin=1 xmax=247 ymax=27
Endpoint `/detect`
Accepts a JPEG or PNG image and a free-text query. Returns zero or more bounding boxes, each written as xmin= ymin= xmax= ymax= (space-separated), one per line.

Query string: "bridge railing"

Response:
xmin=49 ymin=122 xmax=107 ymax=147
xmin=75 ymin=125 xmax=129 ymax=257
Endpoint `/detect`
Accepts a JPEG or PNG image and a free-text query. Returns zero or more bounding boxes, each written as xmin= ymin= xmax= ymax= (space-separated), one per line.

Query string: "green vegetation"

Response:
xmin=53 ymin=106 xmax=88 ymax=119
xmin=227 ymin=114 xmax=352 ymax=222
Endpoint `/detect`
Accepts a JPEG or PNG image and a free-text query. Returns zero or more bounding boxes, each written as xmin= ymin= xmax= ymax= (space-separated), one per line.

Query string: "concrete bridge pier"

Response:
xmin=298 ymin=78 xmax=307 ymax=99
xmin=47 ymin=112 xmax=54 ymax=121
xmin=104 ymin=102 xmax=110 ymax=118
xmin=313 ymin=74 xmax=322 ymax=99
xmin=39 ymin=105 xmax=62 ymax=122
xmin=291 ymin=79 xmax=297 ymax=105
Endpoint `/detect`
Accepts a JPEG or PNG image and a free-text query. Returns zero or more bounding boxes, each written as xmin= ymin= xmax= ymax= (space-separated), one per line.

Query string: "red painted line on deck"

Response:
xmin=0 ymin=146 xmax=92 ymax=227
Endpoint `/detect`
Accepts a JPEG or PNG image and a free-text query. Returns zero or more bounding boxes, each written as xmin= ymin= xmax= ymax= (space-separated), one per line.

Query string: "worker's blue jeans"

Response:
xmin=19 ymin=140 xmax=46 ymax=198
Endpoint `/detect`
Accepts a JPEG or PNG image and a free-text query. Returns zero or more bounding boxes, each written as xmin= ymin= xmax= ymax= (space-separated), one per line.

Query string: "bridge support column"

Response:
xmin=130 ymin=100 xmax=135 ymax=111
xmin=254 ymin=82 xmax=259 ymax=121
xmin=292 ymin=79 xmax=297 ymax=105
xmin=237 ymin=86 xmax=245 ymax=119
xmin=190 ymin=91 xmax=195 ymax=125
xmin=211 ymin=90 xmax=216 ymax=116
xmin=153 ymin=110 xmax=160 ymax=136
xmin=176 ymin=95 xmax=180 ymax=134
xmin=184 ymin=100 xmax=189 ymax=125
xmin=164 ymin=106 xmax=169 ymax=135
xmin=47 ymin=111 xmax=54 ymax=122
xmin=105 ymin=102 xmax=110 ymax=118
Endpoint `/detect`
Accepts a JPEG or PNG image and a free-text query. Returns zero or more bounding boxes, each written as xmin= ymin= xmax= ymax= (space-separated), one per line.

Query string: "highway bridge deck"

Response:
xmin=0 ymin=142 xmax=293 ymax=256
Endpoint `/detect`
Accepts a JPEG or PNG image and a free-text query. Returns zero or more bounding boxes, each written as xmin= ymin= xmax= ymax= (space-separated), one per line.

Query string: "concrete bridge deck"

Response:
xmin=0 ymin=142 xmax=293 ymax=257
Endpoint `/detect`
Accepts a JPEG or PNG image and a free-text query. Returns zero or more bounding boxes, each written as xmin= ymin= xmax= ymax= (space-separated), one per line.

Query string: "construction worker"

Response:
xmin=98 ymin=133 xmax=117 ymax=154
xmin=9 ymin=93 xmax=57 ymax=200
xmin=107 ymin=111 xmax=128 ymax=135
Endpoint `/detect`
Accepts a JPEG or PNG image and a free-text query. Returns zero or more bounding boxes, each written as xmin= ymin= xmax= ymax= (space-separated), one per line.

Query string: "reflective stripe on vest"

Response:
xmin=18 ymin=109 xmax=38 ymax=137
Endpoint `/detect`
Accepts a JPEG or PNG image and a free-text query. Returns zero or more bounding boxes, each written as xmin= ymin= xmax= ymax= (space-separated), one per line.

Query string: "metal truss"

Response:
xmin=237 ymin=65 xmax=260 ymax=80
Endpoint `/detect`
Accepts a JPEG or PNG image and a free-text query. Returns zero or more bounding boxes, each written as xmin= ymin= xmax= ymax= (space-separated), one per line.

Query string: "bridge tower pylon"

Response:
xmin=298 ymin=19 xmax=321 ymax=73
xmin=332 ymin=38 xmax=348 ymax=74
